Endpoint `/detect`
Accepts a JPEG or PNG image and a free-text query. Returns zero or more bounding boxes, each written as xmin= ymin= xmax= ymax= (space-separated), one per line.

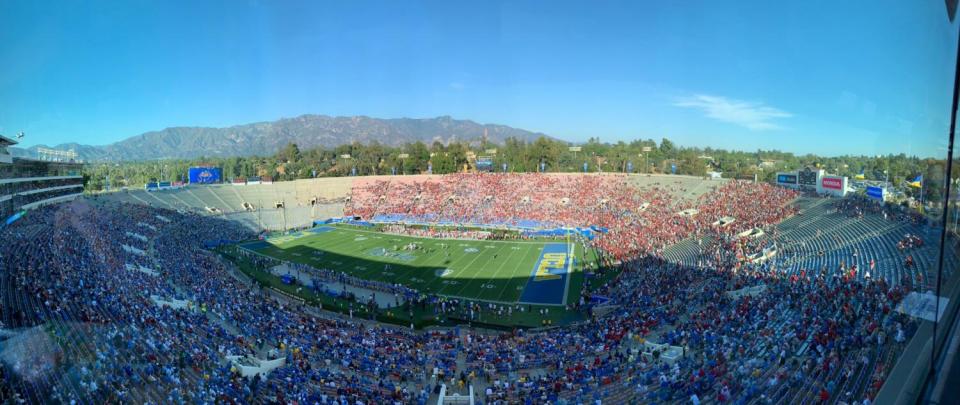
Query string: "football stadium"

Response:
xmin=5 ymin=152 xmax=960 ymax=403
xmin=239 ymin=225 xmax=588 ymax=306
xmin=3 ymin=2 xmax=960 ymax=405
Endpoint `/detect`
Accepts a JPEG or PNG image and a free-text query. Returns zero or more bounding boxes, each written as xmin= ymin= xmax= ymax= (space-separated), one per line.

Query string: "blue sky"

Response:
xmin=0 ymin=0 xmax=957 ymax=157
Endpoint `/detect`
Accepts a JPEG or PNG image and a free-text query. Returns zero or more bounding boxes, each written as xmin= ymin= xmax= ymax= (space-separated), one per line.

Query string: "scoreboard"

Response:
xmin=189 ymin=167 xmax=222 ymax=184
xmin=475 ymin=157 xmax=494 ymax=172
xmin=798 ymin=168 xmax=818 ymax=187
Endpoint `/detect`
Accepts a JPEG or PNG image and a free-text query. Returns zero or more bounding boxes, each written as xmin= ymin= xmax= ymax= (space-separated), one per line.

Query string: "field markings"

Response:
xmin=454 ymin=243 xmax=510 ymax=296
xmin=260 ymin=226 xmax=580 ymax=304
xmin=496 ymin=244 xmax=538 ymax=302
xmin=561 ymin=242 xmax=576 ymax=305
xmin=433 ymin=242 xmax=490 ymax=295
xmin=279 ymin=231 xmax=349 ymax=257
xmin=417 ymin=241 xmax=459 ymax=292
xmin=449 ymin=243 xmax=519 ymax=300
xmin=295 ymin=227 xmax=433 ymax=285
xmin=385 ymin=240 xmax=450 ymax=288
xmin=274 ymin=230 xmax=370 ymax=273
xmin=423 ymin=240 xmax=472 ymax=289
xmin=419 ymin=242 xmax=474 ymax=293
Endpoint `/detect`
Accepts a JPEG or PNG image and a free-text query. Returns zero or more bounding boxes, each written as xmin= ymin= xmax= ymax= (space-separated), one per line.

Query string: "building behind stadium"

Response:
xmin=0 ymin=135 xmax=84 ymax=221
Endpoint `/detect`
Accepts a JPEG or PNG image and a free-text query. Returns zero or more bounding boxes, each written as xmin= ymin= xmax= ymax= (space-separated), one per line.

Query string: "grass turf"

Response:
xmin=242 ymin=224 xmax=591 ymax=305
xmin=219 ymin=245 xmax=590 ymax=329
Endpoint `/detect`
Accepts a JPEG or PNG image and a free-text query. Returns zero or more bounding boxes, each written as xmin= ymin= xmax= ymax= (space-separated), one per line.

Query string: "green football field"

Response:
xmin=239 ymin=224 xmax=590 ymax=305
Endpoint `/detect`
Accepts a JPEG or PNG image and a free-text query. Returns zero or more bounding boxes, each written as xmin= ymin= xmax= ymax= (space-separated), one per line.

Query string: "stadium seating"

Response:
xmin=0 ymin=174 xmax=950 ymax=404
xmin=94 ymin=177 xmax=351 ymax=231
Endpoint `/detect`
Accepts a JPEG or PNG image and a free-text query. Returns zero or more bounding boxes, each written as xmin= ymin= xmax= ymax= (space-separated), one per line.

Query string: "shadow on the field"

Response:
xmin=257 ymin=243 xmax=589 ymax=306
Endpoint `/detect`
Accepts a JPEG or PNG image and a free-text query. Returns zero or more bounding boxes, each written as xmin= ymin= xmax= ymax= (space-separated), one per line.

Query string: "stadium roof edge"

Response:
xmin=0 ymin=134 xmax=17 ymax=146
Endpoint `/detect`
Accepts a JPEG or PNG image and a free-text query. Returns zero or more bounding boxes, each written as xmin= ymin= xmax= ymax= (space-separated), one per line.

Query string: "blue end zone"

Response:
xmin=519 ymin=243 xmax=569 ymax=305
xmin=306 ymin=226 xmax=335 ymax=234
xmin=240 ymin=241 xmax=271 ymax=250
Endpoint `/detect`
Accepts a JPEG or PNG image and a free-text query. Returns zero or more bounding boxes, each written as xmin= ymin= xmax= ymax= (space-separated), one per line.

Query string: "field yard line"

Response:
xmin=312 ymin=231 xmax=396 ymax=280
xmin=485 ymin=244 xmax=527 ymax=301
xmin=283 ymin=227 xmax=451 ymax=292
xmin=267 ymin=226 xmax=574 ymax=304
xmin=313 ymin=231 xmax=364 ymax=256
xmin=561 ymin=242 xmax=576 ymax=305
xmin=429 ymin=243 xmax=484 ymax=294
xmin=272 ymin=230 xmax=366 ymax=270
xmin=279 ymin=227 xmax=369 ymax=253
xmin=377 ymin=239 xmax=452 ymax=289
xmin=307 ymin=229 xmax=390 ymax=270
xmin=414 ymin=241 xmax=473 ymax=293
xmin=450 ymin=243 xmax=520 ymax=300
xmin=497 ymin=241 xmax=545 ymax=301
xmin=497 ymin=245 xmax=546 ymax=302
xmin=435 ymin=242 xmax=490 ymax=296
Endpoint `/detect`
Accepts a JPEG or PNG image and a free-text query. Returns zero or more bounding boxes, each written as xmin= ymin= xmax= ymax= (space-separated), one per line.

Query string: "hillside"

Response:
xmin=10 ymin=115 xmax=552 ymax=161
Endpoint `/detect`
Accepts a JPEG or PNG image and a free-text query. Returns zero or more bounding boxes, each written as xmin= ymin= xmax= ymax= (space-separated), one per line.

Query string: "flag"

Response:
xmin=909 ymin=174 xmax=923 ymax=188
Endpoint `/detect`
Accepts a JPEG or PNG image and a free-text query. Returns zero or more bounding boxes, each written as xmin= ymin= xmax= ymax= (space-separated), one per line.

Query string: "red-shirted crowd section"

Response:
xmin=346 ymin=173 xmax=798 ymax=261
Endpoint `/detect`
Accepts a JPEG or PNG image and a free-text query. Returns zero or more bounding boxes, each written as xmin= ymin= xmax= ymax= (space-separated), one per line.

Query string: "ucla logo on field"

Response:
xmin=534 ymin=252 xmax=566 ymax=281
xmin=520 ymin=243 xmax=570 ymax=305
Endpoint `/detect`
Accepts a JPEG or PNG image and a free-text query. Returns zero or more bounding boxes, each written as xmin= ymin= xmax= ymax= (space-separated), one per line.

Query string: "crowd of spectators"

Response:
xmin=835 ymin=196 xmax=927 ymax=226
xmin=897 ymin=234 xmax=924 ymax=251
xmin=378 ymin=224 xmax=496 ymax=241
xmin=347 ymin=174 xmax=797 ymax=261
xmin=0 ymin=173 xmax=921 ymax=404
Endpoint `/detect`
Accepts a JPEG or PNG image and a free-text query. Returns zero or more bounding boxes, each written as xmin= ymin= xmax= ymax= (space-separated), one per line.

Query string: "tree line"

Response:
xmin=82 ymin=136 xmax=956 ymax=203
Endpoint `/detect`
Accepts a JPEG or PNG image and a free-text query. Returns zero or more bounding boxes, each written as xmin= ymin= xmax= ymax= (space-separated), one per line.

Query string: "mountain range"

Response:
xmin=10 ymin=115 xmax=552 ymax=162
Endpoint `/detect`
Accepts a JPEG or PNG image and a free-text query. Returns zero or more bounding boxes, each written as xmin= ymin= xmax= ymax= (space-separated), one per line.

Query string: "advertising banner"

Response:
xmin=188 ymin=167 xmax=222 ymax=184
xmin=777 ymin=173 xmax=798 ymax=184
xmin=476 ymin=157 xmax=494 ymax=172
xmin=821 ymin=176 xmax=843 ymax=190
xmin=867 ymin=186 xmax=885 ymax=200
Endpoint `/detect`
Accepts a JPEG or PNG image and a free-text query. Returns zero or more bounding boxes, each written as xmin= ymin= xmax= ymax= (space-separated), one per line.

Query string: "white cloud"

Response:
xmin=674 ymin=94 xmax=791 ymax=130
